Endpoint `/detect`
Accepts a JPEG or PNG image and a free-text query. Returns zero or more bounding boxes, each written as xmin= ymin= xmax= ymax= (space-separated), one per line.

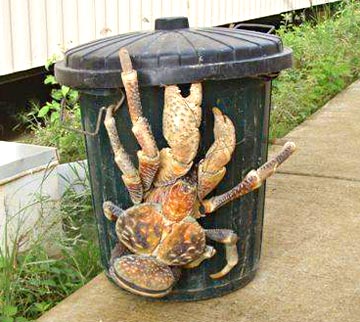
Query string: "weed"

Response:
xmin=5 ymin=2 xmax=360 ymax=320
xmin=270 ymin=1 xmax=360 ymax=139
xmin=17 ymin=57 xmax=86 ymax=164
xmin=0 ymin=163 xmax=101 ymax=321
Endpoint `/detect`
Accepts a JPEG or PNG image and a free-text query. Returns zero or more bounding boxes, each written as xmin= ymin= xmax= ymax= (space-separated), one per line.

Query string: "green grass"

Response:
xmin=0 ymin=165 xmax=101 ymax=322
xmin=270 ymin=1 xmax=360 ymax=139
xmin=17 ymin=71 xmax=86 ymax=164
xmin=5 ymin=1 xmax=360 ymax=320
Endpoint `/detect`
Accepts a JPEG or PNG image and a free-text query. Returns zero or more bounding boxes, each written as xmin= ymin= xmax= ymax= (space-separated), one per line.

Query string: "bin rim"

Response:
xmin=55 ymin=48 xmax=293 ymax=89
xmin=55 ymin=18 xmax=293 ymax=89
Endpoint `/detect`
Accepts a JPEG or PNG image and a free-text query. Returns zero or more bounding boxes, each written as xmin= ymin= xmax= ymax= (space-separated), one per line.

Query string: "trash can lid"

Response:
xmin=55 ymin=17 xmax=292 ymax=89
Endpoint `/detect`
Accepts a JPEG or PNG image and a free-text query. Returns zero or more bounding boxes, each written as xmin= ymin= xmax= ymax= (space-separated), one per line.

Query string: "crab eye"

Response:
xmin=181 ymin=184 xmax=194 ymax=194
xmin=182 ymin=185 xmax=190 ymax=193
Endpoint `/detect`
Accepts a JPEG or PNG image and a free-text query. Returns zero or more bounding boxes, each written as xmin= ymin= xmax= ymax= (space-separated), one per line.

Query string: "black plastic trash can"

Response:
xmin=55 ymin=17 xmax=292 ymax=301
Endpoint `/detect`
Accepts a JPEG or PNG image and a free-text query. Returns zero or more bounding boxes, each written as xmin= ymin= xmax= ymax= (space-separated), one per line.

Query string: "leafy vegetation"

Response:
xmin=17 ymin=58 xmax=86 ymax=164
xmin=6 ymin=1 xmax=360 ymax=320
xmin=0 ymin=165 xmax=101 ymax=322
xmin=270 ymin=1 xmax=360 ymax=139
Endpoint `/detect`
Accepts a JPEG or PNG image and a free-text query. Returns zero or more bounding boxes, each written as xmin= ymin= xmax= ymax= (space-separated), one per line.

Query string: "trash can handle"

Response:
xmin=60 ymin=90 xmax=125 ymax=137
xmin=233 ymin=23 xmax=275 ymax=34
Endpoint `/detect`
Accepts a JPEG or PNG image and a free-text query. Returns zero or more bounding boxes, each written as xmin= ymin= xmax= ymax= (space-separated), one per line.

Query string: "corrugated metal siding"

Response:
xmin=1 ymin=0 xmax=339 ymax=75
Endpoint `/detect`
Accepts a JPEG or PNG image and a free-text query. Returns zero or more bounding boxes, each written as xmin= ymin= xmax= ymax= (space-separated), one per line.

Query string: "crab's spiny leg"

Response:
xmin=109 ymin=243 xmax=127 ymax=266
xmin=119 ymin=48 xmax=160 ymax=191
xmin=154 ymin=83 xmax=202 ymax=185
xmin=205 ymin=229 xmax=239 ymax=279
xmin=104 ymin=106 xmax=143 ymax=204
xmin=198 ymin=108 xmax=236 ymax=199
xmin=183 ymin=245 xmax=216 ymax=269
xmin=202 ymin=142 xmax=296 ymax=214
xmin=118 ymin=48 xmax=147 ymax=126
xmin=103 ymin=201 xmax=125 ymax=221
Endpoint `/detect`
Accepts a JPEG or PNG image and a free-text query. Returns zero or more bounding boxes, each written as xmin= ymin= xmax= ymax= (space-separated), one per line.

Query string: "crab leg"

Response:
xmin=154 ymin=83 xmax=202 ymax=185
xmin=109 ymin=243 xmax=127 ymax=265
xmin=183 ymin=245 xmax=216 ymax=269
xmin=198 ymin=108 xmax=236 ymax=199
xmin=104 ymin=107 xmax=143 ymax=204
xmin=119 ymin=48 xmax=160 ymax=192
xmin=205 ymin=229 xmax=239 ymax=279
xmin=202 ymin=142 xmax=296 ymax=214
xmin=103 ymin=201 xmax=125 ymax=221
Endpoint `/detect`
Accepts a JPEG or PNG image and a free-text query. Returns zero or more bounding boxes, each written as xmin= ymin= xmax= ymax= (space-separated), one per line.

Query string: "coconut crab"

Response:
xmin=102 ymin=48 xmax=296 ymax=298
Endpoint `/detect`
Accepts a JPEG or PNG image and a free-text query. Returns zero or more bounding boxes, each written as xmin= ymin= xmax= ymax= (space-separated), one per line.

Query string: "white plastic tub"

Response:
xmin=0 ymin=141 xmax=59 ymax=251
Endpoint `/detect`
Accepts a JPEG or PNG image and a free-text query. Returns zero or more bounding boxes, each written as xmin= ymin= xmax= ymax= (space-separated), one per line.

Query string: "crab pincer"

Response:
xmin=154 ymin=83 xmax=202 ymax=186
xmin=197 ymin=107 xmax=236 ymax=199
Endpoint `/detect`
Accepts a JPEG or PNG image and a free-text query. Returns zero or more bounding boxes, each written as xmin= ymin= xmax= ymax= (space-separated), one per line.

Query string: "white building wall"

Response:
xmin=0 ymin=0 xmax=339 ymax=76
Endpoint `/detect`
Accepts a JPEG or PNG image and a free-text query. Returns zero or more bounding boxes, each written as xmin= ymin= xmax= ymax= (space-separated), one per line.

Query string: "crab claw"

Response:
xmin=155 ymin=83 xmax=202 ymax=185
xmin=109 ymin=255 xmax=176 ymax=298
xmin=198 ymin=107 xmax=236 ymax=199
xmin=163 ymin=84 xmax=202 ymax=165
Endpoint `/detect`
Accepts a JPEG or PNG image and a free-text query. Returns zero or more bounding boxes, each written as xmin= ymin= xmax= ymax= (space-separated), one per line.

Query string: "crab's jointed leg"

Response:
xmin=205 ymin=229 xmax=239 ymax=279
xmin=103 ymin=200 xmax=125 ymax=222
xmin=119 ymin=48 xmax=160 ymax=192
xmin=183 ymin=245 xmax=216 ymax=269
xmin=103 ymin=201 xmax=176 ymax=298
xmin=197 ymin=107 xmax=236 ymax=199
xmin=202 ymin=142 xmax=296 ymax=214
xmin=109 ymin=243 xmax=127 ymax=265
xmin=154 ymin=83 xmax=202 ymax=185
xmin=104 ymin=107 xmax=143 ymax=204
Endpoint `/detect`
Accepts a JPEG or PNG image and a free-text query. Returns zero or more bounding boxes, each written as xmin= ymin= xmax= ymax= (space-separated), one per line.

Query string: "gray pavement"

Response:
xmin=39 ymin=81 xmax=360 ymax=322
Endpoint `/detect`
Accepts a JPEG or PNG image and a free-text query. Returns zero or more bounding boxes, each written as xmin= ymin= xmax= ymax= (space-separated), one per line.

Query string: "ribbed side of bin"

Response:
xmin=80 ymin=77 xmax=271 ymax=300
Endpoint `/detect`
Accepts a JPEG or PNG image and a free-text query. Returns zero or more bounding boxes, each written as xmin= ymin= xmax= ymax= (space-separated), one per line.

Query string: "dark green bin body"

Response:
xmin=56 ymin=17 xmax=291 ymax=301
xmin=79 ymin=78 xmax=270 ymax=300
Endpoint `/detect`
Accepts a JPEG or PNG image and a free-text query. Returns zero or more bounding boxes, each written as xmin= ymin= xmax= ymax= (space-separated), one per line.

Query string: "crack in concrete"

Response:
xmin=276 ymin=170 xmax=360 ymax=183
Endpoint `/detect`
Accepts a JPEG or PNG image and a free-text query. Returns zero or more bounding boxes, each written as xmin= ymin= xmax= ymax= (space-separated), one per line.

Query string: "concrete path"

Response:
xmin=39 ymin=81 xmax=360 ymax=322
